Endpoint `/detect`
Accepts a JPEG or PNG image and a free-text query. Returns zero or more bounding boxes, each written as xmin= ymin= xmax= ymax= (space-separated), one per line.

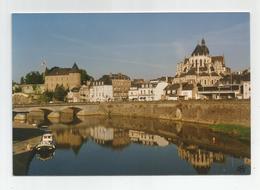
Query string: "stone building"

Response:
xmin=111 ymin=73 xmax=131 ymax=100
xmin=79 ymin=83 xmax=91 ymax=102
xmin=44 ymin=63 xmax=81 ymax=91
xmin=99 ymin=73 xmax=131 ymax=101
xmin=173 ymin=39 xmax=231 ymax=87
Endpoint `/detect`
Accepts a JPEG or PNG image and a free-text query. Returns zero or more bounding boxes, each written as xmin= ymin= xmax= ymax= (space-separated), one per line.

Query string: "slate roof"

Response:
xmin=45 ymin=63 xmax=80 ymax=76
xmin=182 ymin=83 xmax=194 ymax=90
xmin=164 ymin=84 xmax=180 ymax=91
xmin=198 ymin=85 xmax=240 ymax=91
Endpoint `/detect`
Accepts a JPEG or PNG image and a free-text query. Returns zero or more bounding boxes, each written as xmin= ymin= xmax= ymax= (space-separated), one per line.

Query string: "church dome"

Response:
xmin=191 ymin=38 xmax=209 ymax=56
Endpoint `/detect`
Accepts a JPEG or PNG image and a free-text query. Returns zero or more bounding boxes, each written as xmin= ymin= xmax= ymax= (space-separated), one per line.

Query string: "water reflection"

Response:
xmin=178 ymin=144 xmax=225 ymax=174
xmin=13 ymin=114 xmax=251 ymax=175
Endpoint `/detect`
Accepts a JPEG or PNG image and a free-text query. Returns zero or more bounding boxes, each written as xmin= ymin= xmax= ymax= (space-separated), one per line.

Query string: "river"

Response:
xmin=13 ymin=114 xmax=250 ymax=175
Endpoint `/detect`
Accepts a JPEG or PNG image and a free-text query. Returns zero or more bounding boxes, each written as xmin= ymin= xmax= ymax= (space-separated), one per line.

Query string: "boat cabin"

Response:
xmin=42 ymin=133 xmax=54 ymax=143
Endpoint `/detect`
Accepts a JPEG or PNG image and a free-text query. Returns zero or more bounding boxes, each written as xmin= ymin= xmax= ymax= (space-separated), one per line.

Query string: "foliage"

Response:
xmin=42 ymin=90 xmax=54 ymax=102
xmin=80 ymin=69 xmax=94 ymax=84
xmin=209 ymin=124 xmax=250 ymax=141
xmin=21 ymin=71 xmax=44 ymax=84
xmin=53 ymin=85 xmax=68 ymax=101
xmin=13 ymin=86 xmax=22 ymax=93
xmin=20 ymin=76 xmax=25 ymax=84
xmin=98 ymin=75 xmax=112 ymax=85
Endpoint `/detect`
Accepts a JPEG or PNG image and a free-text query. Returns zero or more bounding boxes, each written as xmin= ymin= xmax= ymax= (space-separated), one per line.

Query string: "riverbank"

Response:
xmin=76 ymin=100 xmax=250 ymax=127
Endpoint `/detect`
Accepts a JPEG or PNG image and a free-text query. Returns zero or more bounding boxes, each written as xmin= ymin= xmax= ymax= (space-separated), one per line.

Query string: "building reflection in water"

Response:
xmin=129 ymin=130 xmax=169 ymax=147
xmin=52 ymin=124 xmax=235 ymax=175
xmin=177 ymin=144 xmax=225 ymax=174
xmin=90 ymin=126 xmax=114 ymax=144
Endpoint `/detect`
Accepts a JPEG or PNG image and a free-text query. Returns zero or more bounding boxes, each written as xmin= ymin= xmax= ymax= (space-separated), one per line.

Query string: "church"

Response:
xmin=172 ymin=39 xmax=231 ymax=87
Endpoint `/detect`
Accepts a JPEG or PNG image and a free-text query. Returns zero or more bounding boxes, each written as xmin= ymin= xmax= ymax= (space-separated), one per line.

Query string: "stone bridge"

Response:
xmin=13 ymin=103 xmax=91 ymax=112
xmin=13 ymin=103 xmax=97 ymax=121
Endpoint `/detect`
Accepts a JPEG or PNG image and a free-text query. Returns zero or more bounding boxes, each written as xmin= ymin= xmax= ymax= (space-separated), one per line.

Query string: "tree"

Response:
xmin=54 ymin=85 xmax=68 ymax=101
xmin=98 ymin=75 xmax=112 ymax=85
xmin=23 ymin=71 xmax=44 ymax=84
xmin=42 ymin=90 xmax=54 ymax=102
xmin=80 ymin=69 xmax=94 ymax=84
xmin=20 ymin=76 xmax=25 ymax=84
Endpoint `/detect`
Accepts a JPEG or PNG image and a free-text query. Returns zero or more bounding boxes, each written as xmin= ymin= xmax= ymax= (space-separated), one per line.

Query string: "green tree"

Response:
xmin=20 ymin=76 xmax=25 ymax=84
xmin=42 ymin=90 xmax=54 ymax=102
xmin=23 ymin=71 xmax=44 ymax=84
xmin=54 ymin=85 xmax=67 ymax=101
xmin=13 ymin=86 xmax=22 ymax=93
xmin=80 ymin=69 xmax=94 ymax=84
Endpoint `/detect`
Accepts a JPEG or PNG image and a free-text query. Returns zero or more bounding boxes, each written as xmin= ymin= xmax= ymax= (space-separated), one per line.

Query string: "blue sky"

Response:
xmin=12 ymin=13 xmax=250 ymax=82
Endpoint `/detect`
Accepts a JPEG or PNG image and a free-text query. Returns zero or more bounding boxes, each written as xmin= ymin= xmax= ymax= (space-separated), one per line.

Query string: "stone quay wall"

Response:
xmin=77 ymin=100 xmax=250 ymax=127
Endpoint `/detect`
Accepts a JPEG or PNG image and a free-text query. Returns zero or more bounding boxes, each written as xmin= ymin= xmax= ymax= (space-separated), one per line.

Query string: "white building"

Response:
xmin=242 ymin=81 xmax=250 ymax=99
xmin=138 ymin=83 xmax=156 ymax=101
xmin=128 ymin=80 xmax=169 ymax=101
xmin=164 ymin=83 xmax=197 ymax=100
xmin=153 ymin=81 xmax=168 ymax=100
xmin=90 ymin=126 xmax=114 ymax=144
xmin=67 ymin=87 xmax=80 ymax=103
xmin=128 ymin=130 xmax=169 ymax=147
xmin=164 ymin=84 xmax=180 ymax=100
xmin=128 ymin=86 xmax=139 ymax=101
xmin=90 ymin=81 xmax=113 ymax=102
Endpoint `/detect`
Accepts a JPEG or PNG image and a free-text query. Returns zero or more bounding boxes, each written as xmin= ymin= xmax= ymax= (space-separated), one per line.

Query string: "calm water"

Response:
xmin=13 ymin=115 xmax=250 ymax=175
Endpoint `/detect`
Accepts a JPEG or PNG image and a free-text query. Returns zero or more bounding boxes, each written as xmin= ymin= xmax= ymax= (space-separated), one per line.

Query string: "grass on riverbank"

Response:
xmin=209 ymin=124 xmax=250 ymax=141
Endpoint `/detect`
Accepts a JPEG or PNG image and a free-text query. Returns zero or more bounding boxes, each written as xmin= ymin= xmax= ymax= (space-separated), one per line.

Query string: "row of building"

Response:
xmin=13 ymin=38 xmax=251 ymax=103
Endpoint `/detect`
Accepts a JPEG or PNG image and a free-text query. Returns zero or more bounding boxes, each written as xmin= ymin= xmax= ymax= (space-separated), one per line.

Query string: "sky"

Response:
xmin=12 ymin=13 xmax=250 ymax=82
